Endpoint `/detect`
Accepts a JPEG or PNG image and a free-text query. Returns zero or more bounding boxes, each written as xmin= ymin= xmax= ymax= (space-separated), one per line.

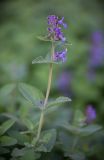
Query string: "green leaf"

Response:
xmin=21 ymin=118 xmax=34 ymax=130
xmin=18 ymin=83 xmax=44 ymax=106
xmin=79 ymin=124 xmax=102 ymax=136
xmin=60 ymin=123 xmax=102 ymax=136
xmin=37 ymin=36 xmax=52 ymax=42
xmin=60 ymin=124 xmax=80 ymax=135
xmin=0 ymin=83 xmax=16 ymax=97
xmin=32 ymin=56 xmax=61 ymax=64
xmin=46 ymin=96 xmax=71 ymax=108
xmin=73 ymin=110 xmax=86 ymax=127
xmin=21 ymin=148 xmax=40 ymax=160
xmin=0 ymin=136 xmax=17 ymax=146
xmin=0 ymin=119 xmax=16 ymax=136
xmin=35 ymin=129 xmax=56 ymax=152
xmin=44 ymin=97 xmax=71 ymax=115
xmin=8 ymin=131 xmax=30 ymax=145
xmin=0 ymin=83 xmax=16 ymax=105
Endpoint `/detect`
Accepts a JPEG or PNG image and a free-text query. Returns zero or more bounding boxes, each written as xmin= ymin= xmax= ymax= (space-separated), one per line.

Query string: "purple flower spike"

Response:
xmin=54 ymin=48 xmax=67 ymax=62
xmin=85 ymin=105 xmax=96 ymax=124
xmin=47 ymin=15 xmax=58 ymax=26
xmin=89 ymin=31 xmax=104 ymax=67
xmin=47 ymin=15 xmax=67 ymax=42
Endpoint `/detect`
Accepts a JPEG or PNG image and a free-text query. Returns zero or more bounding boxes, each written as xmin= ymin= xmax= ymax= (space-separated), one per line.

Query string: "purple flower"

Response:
xmin=89 ymin=31 xmax=104 ymax=67
xmin=54 ymin=27 xmax=66 ymax=42
xmin=47 ymin=15 xmax=67 ymax=42
xmin=85 ymin=105 xmax=96 ymax=123
xmin=47 ymin=15 xmax=58 ymax=26
xmin=53 ymin=48 xmax=67 ymax=62
xmin=58 ymin=17 xmax=67 ymax=28
xmin=91 ymin=31 xmax=103 ymax=45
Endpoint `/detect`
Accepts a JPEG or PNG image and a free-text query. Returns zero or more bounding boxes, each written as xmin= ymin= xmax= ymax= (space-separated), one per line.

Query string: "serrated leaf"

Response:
xmin=37 ymin=36 xmax=52 ymax=42
xmin=46 ymin=96 xmax=71 ymax=108
xmin=8 ymin=131 xmax=30 ymax=145
xmin=60 ymin=123 xmax=102 ymax=136
xmin=18 ymin=83 xmax=44 ymax=106
xmin=79 ymin=124 xmax=102 ymax=136
xmin=22 ymin=118 xmax=34 ymax=130
xmin=0 ymin=119 xmax=16 ymax=136
xmin=60 ymin=124 xmax=79 ymax=135
xmin=44 ymin=97 xmax=71 ymax=115
xmin=35 ymin=129 xmax=56 ymax=152
xmin=73 ymin=110 xmax=86 ymax=127
xmin=44 ymin=105 xmax=59 ymax=115
xmin=32 ymin=56 xmax=60 ymax=64
xmin=0 ymin=136 xmax=17 ymax=146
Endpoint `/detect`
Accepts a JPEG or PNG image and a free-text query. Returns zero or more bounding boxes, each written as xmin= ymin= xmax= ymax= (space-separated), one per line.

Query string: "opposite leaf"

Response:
xmin=34 ymin=129 xmax=57 ymax=152
xmin=79 ymin=124 xmax=102 ymax=136
xmin=18 ymin=83 xmax=44 ymax=106
xmin=46 ymin=96 xmax=71 ymax=108
xmin=32 ymin=56 xmax=61 ymax=64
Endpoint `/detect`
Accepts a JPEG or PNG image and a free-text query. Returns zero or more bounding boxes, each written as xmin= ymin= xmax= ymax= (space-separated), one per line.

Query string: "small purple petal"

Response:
xmin=63 ymin=23 xmax=67 ymax=29
xmin=58 ymin=17 xmax=67 ymax=28
xmin=85 ymin=105 xmax=96 ymax=123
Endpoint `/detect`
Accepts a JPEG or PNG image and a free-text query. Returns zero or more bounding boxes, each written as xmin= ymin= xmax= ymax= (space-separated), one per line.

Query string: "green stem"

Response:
xmin=36 ymin=41 xmax=54 ymax=143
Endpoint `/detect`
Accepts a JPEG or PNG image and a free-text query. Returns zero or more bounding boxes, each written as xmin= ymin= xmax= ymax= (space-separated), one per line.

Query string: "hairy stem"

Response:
xmin=36 ymin=41 xmax=54 ymax=142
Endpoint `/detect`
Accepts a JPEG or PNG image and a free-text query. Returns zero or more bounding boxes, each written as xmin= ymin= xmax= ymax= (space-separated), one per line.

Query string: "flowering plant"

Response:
xmin=0 ymin=15 xmax=102 ymax=160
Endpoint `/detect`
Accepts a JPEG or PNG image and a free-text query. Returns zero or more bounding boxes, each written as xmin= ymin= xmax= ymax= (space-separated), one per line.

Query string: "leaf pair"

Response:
xmin=18 ymin=83 xmax=71 ymax=111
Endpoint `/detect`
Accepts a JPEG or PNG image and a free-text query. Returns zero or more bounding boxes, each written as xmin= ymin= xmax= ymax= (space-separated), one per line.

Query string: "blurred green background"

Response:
xmin=0 ymin=0 xmax=104 ymax=125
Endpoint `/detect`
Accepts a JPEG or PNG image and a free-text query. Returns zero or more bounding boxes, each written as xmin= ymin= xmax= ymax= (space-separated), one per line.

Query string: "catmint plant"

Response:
xmin=0 ymin=15 xmax=103 ymax=160
xmin=34 ymin=15 xmax=69 ymax=143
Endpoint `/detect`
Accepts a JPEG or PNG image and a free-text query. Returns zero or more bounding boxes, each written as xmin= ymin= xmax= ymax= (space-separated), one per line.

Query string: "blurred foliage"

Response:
xmin=0 ymin=0 xmax=104 ymax=159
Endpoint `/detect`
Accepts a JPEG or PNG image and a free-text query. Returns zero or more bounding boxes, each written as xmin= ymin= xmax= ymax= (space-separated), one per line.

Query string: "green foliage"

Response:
xmin=44 ymin=96 xmax=71 ymax=115
xmin=0 ymin=136 xmax=17 ymax=146
xmin=46 ymin=96 xmax=71 ymax=108
xmin=0 ymin=84 xmax=16 ymax=98
xmin=18 ymin=83 xmax=44 ymax=106
xmin=0 ymin=119 xmax=16 ymax=136
xmin=8 ymin=131 xmax=30 ymax=145
xmin=0 ymin=0 xmax=104 ymax=159
xmin=34 ymin=129 xmax=57 ymax=152
xmin=11 ymin=148 xmax=41 ymax=160
xmin=32 ymin=55 xmax=61 ymax=64
xmin=60 ymin=123 xmax=102 ymax=137
xmin=0 ymin=83 xmax=16 ymax=105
